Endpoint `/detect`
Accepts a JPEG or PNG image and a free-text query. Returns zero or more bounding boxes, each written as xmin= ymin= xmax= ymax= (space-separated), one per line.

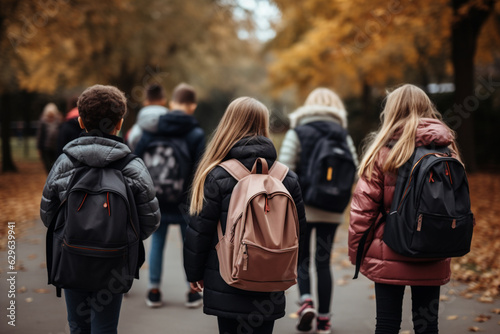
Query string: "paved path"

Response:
xmin=1 ymin=220 xmax=499 ymax=333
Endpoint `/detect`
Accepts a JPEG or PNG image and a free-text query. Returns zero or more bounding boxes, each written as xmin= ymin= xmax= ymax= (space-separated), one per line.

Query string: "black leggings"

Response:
xmin=375 ymin=283 xmax=440 ymax=334
xmin=217 ymin=317 xmax=275 ymax=334
xmin=297 ymin=223 xmax=338 ymax=314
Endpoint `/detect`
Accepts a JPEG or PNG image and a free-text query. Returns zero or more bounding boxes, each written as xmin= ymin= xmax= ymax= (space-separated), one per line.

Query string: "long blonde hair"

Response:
xmin=358 ymin=84 xmax=457 ymax=179
xmin=190 ymin=97 xmax=270 ymax=215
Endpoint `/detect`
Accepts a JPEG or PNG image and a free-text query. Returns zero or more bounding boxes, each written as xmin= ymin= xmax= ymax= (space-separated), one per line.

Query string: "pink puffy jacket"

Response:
xmin=348 ymin=118 xmax=454 ymax=286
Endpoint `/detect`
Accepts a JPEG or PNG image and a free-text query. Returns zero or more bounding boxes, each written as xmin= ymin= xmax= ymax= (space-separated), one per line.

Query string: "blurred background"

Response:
xmin=0 ymin=0 xmax=499 ymax=300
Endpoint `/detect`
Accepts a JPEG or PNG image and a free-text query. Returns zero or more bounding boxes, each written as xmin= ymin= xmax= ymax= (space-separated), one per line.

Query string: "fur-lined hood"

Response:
xmin=289 ymin=104 xmax=347 ymax=128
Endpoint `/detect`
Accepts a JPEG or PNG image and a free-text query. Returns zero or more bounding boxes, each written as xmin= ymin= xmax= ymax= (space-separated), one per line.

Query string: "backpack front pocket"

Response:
xmin=410 ymin=212 xmax=474 ymax=257
xmin=233 ymin=242 xmax=298 ymax=283
xmin=53 ymin=240 xmax=129 ymax=292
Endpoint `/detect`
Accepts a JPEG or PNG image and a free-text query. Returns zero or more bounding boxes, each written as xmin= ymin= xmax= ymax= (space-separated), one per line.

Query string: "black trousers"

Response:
xmin=297 ymin=223 xmax=338 ymax=314
xmin=375 ymin=283 xmax=440 ymax=334
xmin=217 ymin=317 xmax=275 ymax=334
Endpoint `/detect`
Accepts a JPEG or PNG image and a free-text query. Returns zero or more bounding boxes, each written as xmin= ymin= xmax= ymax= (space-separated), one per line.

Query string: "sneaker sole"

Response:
xmin=185 ymin=299 xmax=203 ymax=308
xmin=145 ymin=298 xmax=163 ymax=308
xmin=297 ymin=308 xmax=317 ymax=332
xmin=316 ymin=330 xmax=331 ymax=334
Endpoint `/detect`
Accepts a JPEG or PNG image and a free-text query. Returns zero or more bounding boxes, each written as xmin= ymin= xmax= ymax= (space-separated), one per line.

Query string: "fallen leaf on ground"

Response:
xmin=446 ymin=315 xmax=459 ymax=320
xmin=289 ymin=313 xmax=298 ymax=319
xmin=25 ymin=297 xmax=33 ymax=303
xmin=39 ymin=262 xmax=46 ymax=269
xmin=491 ymin=308 xmax=500 ymax=314
xmin=28 ymin=254 xmax=37 ymax=260
xmin=475 ymin=314 xmax=492 ymax=323
xmin=463 ymin=293 xmax=474 ymax=299
xmin=17 ymin=286 xmax=27 ymax=293
xmin=369 ymin=294 xmax=375 ymax=300
xmin=478 ymin=296 xmax=494 ymax=303
xmin=468 ymin=326 xmax=481 ymax=332
xmin=336 ymin=279 xmax=348 ymax=286
xmin=340 ymin=259 xmax=351 ymax=268
xmin=34 ymin=288 xmax=50 ymax=294
xmin=439 ymin=295 xmax=450 ymax=301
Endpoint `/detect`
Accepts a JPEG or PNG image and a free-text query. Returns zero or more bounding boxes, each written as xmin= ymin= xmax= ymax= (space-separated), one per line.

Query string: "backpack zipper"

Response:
xmin=69 ymin=188 xmax=139 ymax=240
xmin=397 ymin=153 xmax=451 ymax=211
xmin=445 ymin=162 xmax=453 ymax=184
xmin=62 ymin=239 xmax=121 ymax=252
xmin=242 ymin=242 xmax=248 ymax=270
xmin=77 ymin=193 xmax=88 ymax=212
xmin=417 ymin=214 xmax=423 ymax=231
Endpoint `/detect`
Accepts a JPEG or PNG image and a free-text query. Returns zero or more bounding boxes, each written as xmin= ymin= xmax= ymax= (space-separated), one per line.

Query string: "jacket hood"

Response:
xmin=156 ymin=110 xmax=200 ymax=136
xmin=136 ymin=105 xmax=168 ymax=132
xmin=289 ymin=105 xmax=347 ymax=128
xmin=226 ymin=136 xmax=277 ymax=162
xmin=63 ymin=134 xmax=131 ymax=167
xmin=392 ymin=118 xmax=454 ymax=147
xmin=65 ymin=107 xmax=79 ymax=120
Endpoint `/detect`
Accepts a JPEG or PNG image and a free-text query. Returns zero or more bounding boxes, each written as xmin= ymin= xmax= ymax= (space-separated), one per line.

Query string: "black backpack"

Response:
xmin=295 ymin=122 xmax=356 ymax=213
xmin=142 ymin=136 xmax=192 ymax=204
xmin=354 ymin=145 xmax=474 ymax=278
xmin=46 ymin=154 xmax=145 ymax=297
xmin=383 ymin=145 xmax=474 ymax=257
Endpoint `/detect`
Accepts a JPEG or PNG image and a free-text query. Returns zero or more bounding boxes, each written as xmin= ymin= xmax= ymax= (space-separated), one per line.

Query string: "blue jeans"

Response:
xmin=64 ymin=289 xmax=123 ymax=334
xmin=149 ymin=212 xmax=187 ymax=286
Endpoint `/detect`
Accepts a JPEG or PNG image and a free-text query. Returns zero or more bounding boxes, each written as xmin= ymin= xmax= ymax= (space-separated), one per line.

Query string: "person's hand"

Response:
xmin=190 ymin=280 xmax=204 ymax=292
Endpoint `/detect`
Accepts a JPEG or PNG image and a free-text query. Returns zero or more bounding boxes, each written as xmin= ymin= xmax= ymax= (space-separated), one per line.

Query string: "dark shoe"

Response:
xmin=316 ymin=316 xmax=332 ymax=334
xmin=296 ymin=299 xmax=317 ymax=332
xmin=185 ymin=291 xmax=203 ymax=308
xmin=145 ymin=288 xmax=162 ymax=308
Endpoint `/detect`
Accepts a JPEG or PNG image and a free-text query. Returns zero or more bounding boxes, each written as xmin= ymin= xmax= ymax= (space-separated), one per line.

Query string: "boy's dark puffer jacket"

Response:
xmin=40 ymin=133 xmax=161 ymax=240
xmin=183 ymin=136 xmax=306 ymax=321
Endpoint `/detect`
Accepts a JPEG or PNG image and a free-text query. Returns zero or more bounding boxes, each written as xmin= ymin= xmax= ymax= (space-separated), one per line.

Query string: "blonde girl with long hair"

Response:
xmin=184 ymin=97 xmax=306 ymax=334
xmin=348 ymin=84 xmax=459 ymax=334
xmin=279 ymin=87 xmax=358 ymax=334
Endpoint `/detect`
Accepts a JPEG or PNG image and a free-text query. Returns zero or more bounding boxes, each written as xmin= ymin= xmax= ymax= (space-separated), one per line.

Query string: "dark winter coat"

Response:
xmin=183 ymin=136 xmax=306 ymax=321
xmin=40 ymin=133 xmax=161 ymax=240
xmin=134 ymin=110 xmax=205 ymax=218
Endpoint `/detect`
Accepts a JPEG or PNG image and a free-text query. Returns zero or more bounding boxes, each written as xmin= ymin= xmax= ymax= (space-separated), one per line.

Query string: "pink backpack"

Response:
xmin=216 ymin=158 xmax=300 ymax=292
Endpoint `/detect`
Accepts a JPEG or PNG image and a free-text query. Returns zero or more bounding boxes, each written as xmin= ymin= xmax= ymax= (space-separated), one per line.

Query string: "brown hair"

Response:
xmin=77 ymin=85 xmax=127 ymax=134
xmin=172 ymin=83 xmax=196 ymax=104
xmin=190 ymin=97 xmax=270 ymax=214
xmin=146 ymin=84 xmax=166 ymax=102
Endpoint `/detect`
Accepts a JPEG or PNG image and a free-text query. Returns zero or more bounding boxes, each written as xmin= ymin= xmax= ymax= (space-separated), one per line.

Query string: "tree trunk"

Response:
xmin=1 ymin=94 xmax=18 ymax=172
xmin=451 ymin=0 xmax=495 ymax=172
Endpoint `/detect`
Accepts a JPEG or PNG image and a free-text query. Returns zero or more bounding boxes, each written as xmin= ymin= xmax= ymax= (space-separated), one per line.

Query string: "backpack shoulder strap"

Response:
xmin=269 ymin=161 xmax=289 ymax=182
xmin=219 ymin=159 xmax=251 ymax=181
xmin=108 ymin=153 xmax=138 ymax=171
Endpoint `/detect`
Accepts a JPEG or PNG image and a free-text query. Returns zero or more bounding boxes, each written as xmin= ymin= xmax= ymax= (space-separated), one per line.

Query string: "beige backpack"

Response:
xmin=216 ymin=158 xmax=300 ymax=292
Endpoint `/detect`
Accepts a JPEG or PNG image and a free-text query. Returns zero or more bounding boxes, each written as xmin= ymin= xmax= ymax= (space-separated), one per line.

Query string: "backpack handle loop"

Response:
xmin=251 ymin=158 xmax=268 ymax=175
